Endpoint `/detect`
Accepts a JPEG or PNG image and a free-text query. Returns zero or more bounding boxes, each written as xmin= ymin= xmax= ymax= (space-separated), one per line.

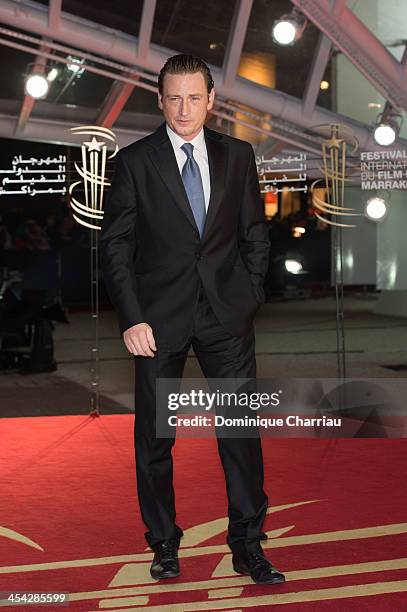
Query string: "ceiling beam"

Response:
xmin=302 ymin=32 xmax=332 ymax=119
xmin=48 ymin=0 xmax=62 ymax=30
xmin=0 ymin=0 xmax=404 ymax=150
xmin=222 ymin=0 xmax=253 ymax=89
xmin=0 ymin=103 xmax=158 ymax=148
xmin=290 ymin=0 xmax=407 ymax=112
xmin=401 ymin=45 xmax=407 ymax=86
xmin=15 ymin=41 xmax=50 ymax=135
xmin=96 ymin=76 xmax=138 ymax=128
xmin=332 ymin=0 xmax=348 ymax=16
xmin=15 ymin=92 xmax=36 ymax=135
xmin=210 ymin=107 xmax=322 ymax=155
xmin=302 ymin=0 xmax=342 ymax=118
xmin=137 ymin=0 xmax=157 ymax=59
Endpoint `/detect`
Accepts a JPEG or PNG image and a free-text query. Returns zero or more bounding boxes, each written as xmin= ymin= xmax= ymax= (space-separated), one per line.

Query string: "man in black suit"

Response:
xmin=100 ymin=54 xmax=285 ymax=585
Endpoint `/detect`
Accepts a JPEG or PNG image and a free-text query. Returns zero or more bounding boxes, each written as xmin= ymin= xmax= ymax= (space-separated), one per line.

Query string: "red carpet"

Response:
xmin=0 ymin=415 xmax=406 ymax=611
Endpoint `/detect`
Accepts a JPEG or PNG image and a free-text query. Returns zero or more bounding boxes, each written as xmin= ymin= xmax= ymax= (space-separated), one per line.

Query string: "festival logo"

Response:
xmin=69 ymin=126 xmax=118 ymax=230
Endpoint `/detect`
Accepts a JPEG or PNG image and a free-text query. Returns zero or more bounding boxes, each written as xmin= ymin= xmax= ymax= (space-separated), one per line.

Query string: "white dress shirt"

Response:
xmin=166 ymin=123 xmax=211 ymax=211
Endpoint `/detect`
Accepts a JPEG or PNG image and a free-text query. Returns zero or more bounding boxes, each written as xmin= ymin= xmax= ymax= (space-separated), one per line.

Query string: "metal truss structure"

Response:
xmin=0 ymin=0 xmax=406 ymax=154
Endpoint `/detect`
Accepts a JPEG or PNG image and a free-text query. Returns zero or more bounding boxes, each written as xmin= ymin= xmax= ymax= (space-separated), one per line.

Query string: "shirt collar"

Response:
xmin=166 ymin=123 xmax=206 ymax=154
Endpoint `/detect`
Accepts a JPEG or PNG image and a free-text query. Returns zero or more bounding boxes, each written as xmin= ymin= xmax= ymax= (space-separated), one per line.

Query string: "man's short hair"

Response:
xmin=158 ymin=54 xmax=214 ymax=95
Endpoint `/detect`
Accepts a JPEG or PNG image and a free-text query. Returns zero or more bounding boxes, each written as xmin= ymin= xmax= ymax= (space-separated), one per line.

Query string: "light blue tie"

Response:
xmin=181 ymin=143 xmax=206 ymax=237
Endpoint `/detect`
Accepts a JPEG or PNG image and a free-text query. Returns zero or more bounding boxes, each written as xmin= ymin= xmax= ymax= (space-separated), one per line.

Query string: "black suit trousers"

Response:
xmin=133 ymin=283 xmax=268 ymax=553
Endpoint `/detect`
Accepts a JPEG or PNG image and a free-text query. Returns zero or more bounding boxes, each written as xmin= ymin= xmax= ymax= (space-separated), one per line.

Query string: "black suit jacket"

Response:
xmin=100 ymin=122 xmax=270 ymax=351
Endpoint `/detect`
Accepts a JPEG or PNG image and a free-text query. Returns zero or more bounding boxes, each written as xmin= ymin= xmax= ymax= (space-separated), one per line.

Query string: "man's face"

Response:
xmin=158 ymin=71 xmax=214 ymax=141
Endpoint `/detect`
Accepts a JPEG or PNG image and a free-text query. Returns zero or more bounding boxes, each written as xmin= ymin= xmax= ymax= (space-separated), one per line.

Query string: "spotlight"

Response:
xmin=293 ymin=226 xmax=306 ymax=238
xmin=47 ymin=67 xmax=59 ymax=82
xmin=374 ymin=123 xmax=396 ymax=146
xmin=25 ymin=73 xmax=49 ymax=99
xmin=365 ymin=197 xmax=388 ymax=222
xmin=373 ymin=109 xmax=402 ymax=146
xmin=67 ymin=56 xmax=85 ymax=75
xmin=272 ymin=10 xmax=306 ymax=46
xmin=68 ymin=63 xmax=81 ymax=73
xmin=285 ymin=259 xmax=303 ymax=274
xmin=320 ymin=80 xmax=329 ymax=90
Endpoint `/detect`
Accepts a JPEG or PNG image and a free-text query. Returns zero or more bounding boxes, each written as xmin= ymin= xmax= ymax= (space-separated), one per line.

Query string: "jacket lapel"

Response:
xmin=147 ymin=123 xmax=198 ymax=232
xmin=147 ymin=122 xmax=228 ymax=239
xmin=203 ymin=125 xmax=228 ymax=239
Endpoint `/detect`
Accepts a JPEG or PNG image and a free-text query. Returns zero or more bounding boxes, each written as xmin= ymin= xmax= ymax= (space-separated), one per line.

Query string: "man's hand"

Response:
xmin=123 ymin=323 xmax=157 ymax=357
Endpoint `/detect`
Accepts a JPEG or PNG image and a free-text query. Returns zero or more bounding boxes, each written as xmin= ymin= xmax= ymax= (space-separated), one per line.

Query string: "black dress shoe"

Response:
xmin=150 ymin=539 xmax=180 ymax=580
xmin=232 ymin=546 xmax=285 ymax=585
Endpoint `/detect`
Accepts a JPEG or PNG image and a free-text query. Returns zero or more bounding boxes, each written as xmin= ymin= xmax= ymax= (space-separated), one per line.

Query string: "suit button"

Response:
xmin=195 ymin=251 xmax=202 ymax=260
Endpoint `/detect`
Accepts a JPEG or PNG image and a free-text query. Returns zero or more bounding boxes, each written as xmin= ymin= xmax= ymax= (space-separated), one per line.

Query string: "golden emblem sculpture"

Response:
xmin=311 ymin=124 xmax=359 ymax=228
xmin=69 ymin=125 xmax=118 ymax=230
xmin=68 ymin=125 xmax=119 ymax=414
